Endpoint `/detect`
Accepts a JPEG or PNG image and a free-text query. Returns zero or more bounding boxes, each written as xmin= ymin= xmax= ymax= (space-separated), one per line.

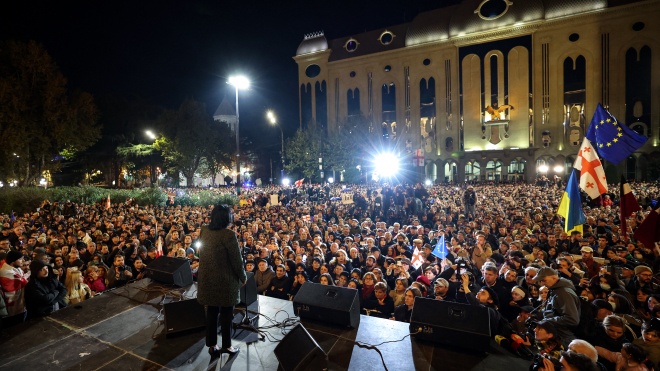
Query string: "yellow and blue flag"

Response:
xmin=557 ymin=169 xmax=586 ymax=233
xmin=586 ymin=103 xmax=646 ymax=165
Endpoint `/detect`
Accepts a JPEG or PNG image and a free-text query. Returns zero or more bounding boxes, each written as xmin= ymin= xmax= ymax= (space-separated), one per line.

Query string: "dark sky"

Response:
xmin=1 ymin=0 xmax=451 ymax=146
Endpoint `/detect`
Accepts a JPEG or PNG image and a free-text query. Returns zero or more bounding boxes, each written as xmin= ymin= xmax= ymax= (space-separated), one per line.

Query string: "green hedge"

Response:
xmin=0 ymin=186 xmax=234 ymax=214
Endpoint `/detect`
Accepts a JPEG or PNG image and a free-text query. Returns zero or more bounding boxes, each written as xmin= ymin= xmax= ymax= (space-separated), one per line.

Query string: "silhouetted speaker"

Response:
xmin=292 ymin=283 xmax=360 ymax=328
xmin=238 ymin=271 xmax=257 ymax=307
xmin=164 ymin=298 xmax=206 ymax=336
xmin=274 ymin=323 xmax=328 ymax=371
xmin=409 ymin=297 xmax=490 ymax=353
xmin=146 ymin=256 xmax=193 ymax=287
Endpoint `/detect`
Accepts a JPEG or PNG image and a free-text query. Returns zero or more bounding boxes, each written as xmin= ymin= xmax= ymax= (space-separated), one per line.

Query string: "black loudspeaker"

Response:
xmin=409 ymin=297 xmax=491 ymax=353
xmin=238 ymin=271 xmax=257 ymax=307
xmin=163 ymin=298 xmax=206 ymax=336
xmin=292 ymin=283 xmax=360 ymax=328
xmin=146 ymin=256 xmax=193 ymax=287
xmin=274 ymin=323 xmax=328 ymax=371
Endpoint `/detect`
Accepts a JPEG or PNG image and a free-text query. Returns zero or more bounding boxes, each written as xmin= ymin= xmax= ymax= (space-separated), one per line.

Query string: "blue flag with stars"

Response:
xmin=431 ymin=233 xmax=447 ymax=259
xmin=586 ymin=103 xmax=647 ymax=165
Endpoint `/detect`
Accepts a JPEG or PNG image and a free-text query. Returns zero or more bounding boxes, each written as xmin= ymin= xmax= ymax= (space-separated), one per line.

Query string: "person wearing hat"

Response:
xmin=576 ymin=246 xmax=601 ymax=279
xmin=625 ymin=265 xmax=658 ymax=295
xmin=532 ymin=267 xmax=580 ymax=347
xmin=460 ymin=272 xmax=509 ymax=338
xmin=24 ymin=259 xmax=67 ymax=318
xmin=0 ymin=250 xmax=29 ymax=324
xmin=433 ymin=278 xmax=455 ymax=301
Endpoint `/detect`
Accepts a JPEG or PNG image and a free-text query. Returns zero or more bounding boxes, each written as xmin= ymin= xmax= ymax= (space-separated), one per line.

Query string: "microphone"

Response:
xmin=495 ymin=335 xmax=518 ymax=356
xmin=510 ymin=333 xmax=534 ymax=359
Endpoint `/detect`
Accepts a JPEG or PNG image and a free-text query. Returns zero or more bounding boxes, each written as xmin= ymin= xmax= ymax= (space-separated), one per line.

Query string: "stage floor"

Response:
xmin=0 ymin=279 xmax=530 ymax=370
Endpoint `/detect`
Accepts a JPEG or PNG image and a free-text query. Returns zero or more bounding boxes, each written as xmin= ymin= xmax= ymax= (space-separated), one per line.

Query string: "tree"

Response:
xmin=198 ymin=120 xmax=234 ymax=185
xmin=284 ymin=128 xmax=322 ymax=180
xmin=0 ymin=40 xmax=101 ymax=186
xmin=153 ymin=99 xmax=215 ymax=187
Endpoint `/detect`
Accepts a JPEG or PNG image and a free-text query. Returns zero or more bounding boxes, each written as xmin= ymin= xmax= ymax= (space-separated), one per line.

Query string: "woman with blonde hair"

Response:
xmin=65 ymin=268 xmax=92 ymax=305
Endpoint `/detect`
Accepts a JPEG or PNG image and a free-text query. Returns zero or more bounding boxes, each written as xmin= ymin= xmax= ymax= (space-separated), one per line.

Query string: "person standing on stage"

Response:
xmin=197 ymin=204 xmax=247 ymax=358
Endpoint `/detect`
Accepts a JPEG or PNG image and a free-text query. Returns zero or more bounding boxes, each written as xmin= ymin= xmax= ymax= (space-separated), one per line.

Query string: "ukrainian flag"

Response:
xmin=557 ymin=169 xmax=586 ymax=233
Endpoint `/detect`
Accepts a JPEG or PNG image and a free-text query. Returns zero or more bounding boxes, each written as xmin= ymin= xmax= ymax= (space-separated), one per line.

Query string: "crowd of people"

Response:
xmin=1 ymin=180 xmax=660 ymax=371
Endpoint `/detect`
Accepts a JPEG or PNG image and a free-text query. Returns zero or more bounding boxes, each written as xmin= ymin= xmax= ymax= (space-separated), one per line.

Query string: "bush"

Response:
xmin=0 ymin=186 xmax=234 ymax=214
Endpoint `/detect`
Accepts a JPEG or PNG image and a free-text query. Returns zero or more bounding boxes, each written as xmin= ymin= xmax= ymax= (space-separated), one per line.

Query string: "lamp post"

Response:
xmin=145 ymin=130 xmax=157 ymax=186
xmin=228 ymin=75 xmax=250 ymax=195
xmin=266 ymin=110 xmax=285 ymax=182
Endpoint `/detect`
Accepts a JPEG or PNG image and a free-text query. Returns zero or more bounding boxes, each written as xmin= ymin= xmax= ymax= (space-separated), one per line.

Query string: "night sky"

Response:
xmin=1 ymin=0 xmax=453 ymax=150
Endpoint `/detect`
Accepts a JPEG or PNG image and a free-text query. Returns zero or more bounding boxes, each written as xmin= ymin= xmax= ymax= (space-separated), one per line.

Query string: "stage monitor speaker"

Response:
xmin=292 ymin=283 xmax=360 ymax=328
xmin=409 ymin=297 xmax=491 ymax=353
xmin=274 ymin=323 xmax=328 ymax=371
xmin=164 ymin=298 xmax=206 ymax=336
xmin=146 ymin=256 xmax=193 ymax=287
xmin=238 ymin=271 xmax=257 ymax=307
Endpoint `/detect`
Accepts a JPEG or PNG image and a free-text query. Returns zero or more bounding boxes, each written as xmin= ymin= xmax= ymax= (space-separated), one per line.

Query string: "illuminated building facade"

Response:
xmin=294 ymin=0 xmax=660 ymax=183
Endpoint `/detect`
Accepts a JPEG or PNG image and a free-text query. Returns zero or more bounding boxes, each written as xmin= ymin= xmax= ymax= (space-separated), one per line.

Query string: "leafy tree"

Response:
xmin=0 ymin=40 xmax=101 ymax=186
xmin=153 ymin=99 xmax=216 ymax=187
xmin=284 ymin=128 xmax=322 ymax=180
xmin=116 ymin=143 xmax=160 ymax=186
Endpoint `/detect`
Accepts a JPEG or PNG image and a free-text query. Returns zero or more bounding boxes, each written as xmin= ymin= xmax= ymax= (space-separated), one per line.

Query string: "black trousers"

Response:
xmin=205 ymin=306 xmax=234 ymax=348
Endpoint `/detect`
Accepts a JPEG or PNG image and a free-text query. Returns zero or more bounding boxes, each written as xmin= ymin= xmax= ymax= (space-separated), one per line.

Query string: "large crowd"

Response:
xmin=1 ymin=180 xmax=660 ymax=371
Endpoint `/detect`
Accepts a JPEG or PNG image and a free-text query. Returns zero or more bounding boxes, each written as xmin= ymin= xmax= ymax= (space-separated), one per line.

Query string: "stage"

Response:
xmin=0 ymin=279 xmax=531 ymax=370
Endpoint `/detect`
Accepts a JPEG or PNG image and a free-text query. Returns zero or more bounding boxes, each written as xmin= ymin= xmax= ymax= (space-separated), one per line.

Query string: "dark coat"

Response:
xmin=197 ymin=227 xmax=247 ymax=307
xmin=25 ymin=276 xmax=67 ymax=318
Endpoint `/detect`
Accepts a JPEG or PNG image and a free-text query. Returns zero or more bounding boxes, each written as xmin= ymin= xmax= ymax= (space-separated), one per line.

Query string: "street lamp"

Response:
xmin=228 ymin=75 xmax=250 ymax=195
xmin=266 ymin=110 xmax=285 ymax=181
xmin=145 ymin=130 xmax=157 ymax=187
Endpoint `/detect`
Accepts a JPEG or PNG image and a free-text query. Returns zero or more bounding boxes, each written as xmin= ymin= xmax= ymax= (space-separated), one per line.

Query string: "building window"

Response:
xmin=632 ymin=22 xmax=645 ymax=31
xmin=379 ymin=30 xmax=395 ymax=45
xmin=475 ymin=0 xmax=512 ymax=20
xmin=568 ymin=33 xmax=580 ymax=42
xmin=305 ymin=64 xmax=321 ymax=78
xmin=344 ymin=38 xmax=359 ymax=52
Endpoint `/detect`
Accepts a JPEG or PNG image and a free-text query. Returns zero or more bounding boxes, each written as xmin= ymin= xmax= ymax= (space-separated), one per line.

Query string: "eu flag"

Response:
xmin=431 ymin=233 xmax=447 ymax=259
xmin=557 ymin=169 xmax=586 ymax=233
xmin=586 ymin=103 xmax=646 ymax=165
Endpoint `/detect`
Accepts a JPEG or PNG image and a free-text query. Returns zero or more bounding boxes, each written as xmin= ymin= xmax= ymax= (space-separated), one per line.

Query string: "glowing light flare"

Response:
xmin=538 ymin=165 xmax=549 ymax=173
xmin=553 ymin=165 xmax=564 ymax=173
xmin=282 ymin=178 xmax=290 ymax=186
xmin=372 ymin=152 xmax=400 ymax=178
xmin=228 ymin=75 xmax=250 ymax=90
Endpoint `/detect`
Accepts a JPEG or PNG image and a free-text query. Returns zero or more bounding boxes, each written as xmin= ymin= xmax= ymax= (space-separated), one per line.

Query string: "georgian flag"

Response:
xmin=411 ymin=246 xmax=423 ymax=270
xmin=294 ymin=178 xmax=304 ymax=187
xmin=573 ymin=137 xmax=608 ymax=200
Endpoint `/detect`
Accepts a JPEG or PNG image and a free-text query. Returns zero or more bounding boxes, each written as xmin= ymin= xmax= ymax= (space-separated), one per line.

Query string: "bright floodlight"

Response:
xmin=267 ymin=110 xmax=276 ymax=124
xmin=538 ymin=164 xmax=549 ymax=173
xmin=553 ymin=165 xmax=564 ymax=173
xmin=145 ymin=130 xmax=156 ymax=140
xmin=282 ymin=178 xmax=290 ymax=186
xmin=328 ymin=177 xmax=334 ymax=184
xmin=228 ymin=75 xmax=250 ymax=90
xmin=373 ymin=152 xmax=400 ymax=178
xmin=425 ymin=179 xmax=432 ymax=186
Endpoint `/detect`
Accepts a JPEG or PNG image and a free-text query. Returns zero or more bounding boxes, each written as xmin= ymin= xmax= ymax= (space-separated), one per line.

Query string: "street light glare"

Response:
xmin=228 ymin=75 xmax=250 ymax=90
xmin=282 ymin=178 xmax=290 ymax=186
xmin=267 ymin=110 xmax=276 ymax=124
xmin=145 ymin=130 xmax=156 ymax=140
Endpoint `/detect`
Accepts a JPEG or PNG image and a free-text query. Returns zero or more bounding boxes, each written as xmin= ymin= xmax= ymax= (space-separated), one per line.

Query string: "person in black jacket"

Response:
xmin=265 ymin=264 xmax=291 ymax=300
xmin=25 ymin=260 xmax=67 ymax=318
